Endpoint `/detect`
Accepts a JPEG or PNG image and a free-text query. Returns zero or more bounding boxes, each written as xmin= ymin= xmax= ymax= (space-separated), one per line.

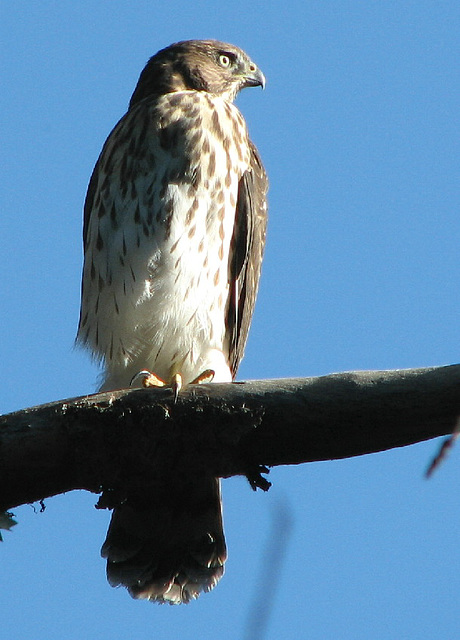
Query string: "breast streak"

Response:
xmin=105 ymin=92 xmax=249 ymax=383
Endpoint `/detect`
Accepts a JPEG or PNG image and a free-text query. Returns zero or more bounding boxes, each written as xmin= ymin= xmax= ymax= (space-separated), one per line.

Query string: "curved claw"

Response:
xmin=171 ymin=373 xmax=182 ymax=403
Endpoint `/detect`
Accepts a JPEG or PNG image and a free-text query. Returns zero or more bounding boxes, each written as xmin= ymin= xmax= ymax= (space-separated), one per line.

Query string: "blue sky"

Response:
xmin=2 ymin=2 xmax=460 ymax=638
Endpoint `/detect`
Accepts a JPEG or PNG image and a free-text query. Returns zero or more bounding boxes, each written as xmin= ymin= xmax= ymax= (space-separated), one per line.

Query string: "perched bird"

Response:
xmin=77 ymin=39 xmax=268 ymax=603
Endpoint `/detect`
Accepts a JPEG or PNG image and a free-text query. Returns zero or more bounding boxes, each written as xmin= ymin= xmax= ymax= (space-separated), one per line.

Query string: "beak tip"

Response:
xmin=251 ymin=69 xmax=266 ymax=90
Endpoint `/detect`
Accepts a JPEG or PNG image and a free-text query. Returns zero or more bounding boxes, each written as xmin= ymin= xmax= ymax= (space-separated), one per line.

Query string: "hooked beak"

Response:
xmin=243 ymin=65 xmax=266 ymax=90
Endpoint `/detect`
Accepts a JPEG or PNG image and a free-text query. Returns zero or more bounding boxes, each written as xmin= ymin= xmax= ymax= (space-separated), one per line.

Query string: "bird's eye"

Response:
xmin=219 ymin=54 xmax=231 ymax=68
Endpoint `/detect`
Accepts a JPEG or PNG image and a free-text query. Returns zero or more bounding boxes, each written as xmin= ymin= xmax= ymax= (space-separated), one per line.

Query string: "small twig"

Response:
xmin=425 ymin=418 xmax=460 ymax=478
xmin=0 ymin=511 xmax=17 ymax=541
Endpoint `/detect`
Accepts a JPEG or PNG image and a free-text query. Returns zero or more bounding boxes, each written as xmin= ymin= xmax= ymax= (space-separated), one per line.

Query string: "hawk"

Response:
xmin=77 ymin=40 xmax=268 ymax=603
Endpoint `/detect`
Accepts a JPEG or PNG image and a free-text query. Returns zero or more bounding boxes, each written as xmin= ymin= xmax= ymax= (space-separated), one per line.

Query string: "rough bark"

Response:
xmin=1 ymin=365 xmax=459 ymax=511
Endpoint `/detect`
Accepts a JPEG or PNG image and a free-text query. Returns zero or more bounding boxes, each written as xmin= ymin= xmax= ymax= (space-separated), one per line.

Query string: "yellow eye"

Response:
xmin=219 ymin=54 xmax=231 ymax=68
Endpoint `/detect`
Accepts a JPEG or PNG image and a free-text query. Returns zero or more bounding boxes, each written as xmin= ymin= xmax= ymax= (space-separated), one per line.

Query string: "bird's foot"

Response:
xmin=171 ymin=369 xmax=215 ymax=402
xmin=130 ymin=370 xmax=166 ymax=388
xmin=190 ymin=369 xmax=215 ymax=385
xmin=131 ymin=370 xmax=182 ymax=403
xmin=130 ymin=368 xmax=215 ymax=403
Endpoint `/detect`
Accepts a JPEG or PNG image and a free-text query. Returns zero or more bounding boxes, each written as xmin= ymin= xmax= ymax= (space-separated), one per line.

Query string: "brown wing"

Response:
xmin=81 ymin=109 xmax=129 ymax=252
xmin=82 ymin=161 xmax=99 ymax=251
xmin=226 ymin=140 xmax=268 ymax=377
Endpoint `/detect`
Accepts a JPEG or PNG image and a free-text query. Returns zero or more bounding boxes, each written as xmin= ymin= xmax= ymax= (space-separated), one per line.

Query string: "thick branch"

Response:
xmin=1 ymin=365 xmax=459 ymax=510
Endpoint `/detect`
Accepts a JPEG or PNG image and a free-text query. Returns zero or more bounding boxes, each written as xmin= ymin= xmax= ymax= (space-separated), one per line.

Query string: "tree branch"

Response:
xmin=1 ymin=365 xmax=459 ymax=511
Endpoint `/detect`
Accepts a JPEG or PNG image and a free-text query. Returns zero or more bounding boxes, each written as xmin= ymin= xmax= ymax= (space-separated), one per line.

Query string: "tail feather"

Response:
xmin=101 ymin=478 xmax=226 ymax=604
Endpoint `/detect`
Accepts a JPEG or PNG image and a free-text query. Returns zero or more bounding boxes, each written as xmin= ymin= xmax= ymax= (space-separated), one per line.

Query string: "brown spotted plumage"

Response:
xmin=77 ymin=40 xmax=267 ymax=604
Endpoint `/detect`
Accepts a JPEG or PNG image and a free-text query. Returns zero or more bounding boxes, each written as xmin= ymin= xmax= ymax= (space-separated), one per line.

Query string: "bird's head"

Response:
xmin=129 ymin=39 xmax=265 ymax=108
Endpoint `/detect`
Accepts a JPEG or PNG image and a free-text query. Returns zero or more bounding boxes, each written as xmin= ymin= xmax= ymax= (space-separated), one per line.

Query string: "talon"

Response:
xmin=130 ymin=370 xmax=166 ymax=388
xmin=191 ymin=369 xmax=215 ymax=385
xmin=171 ymin=373 xmax=182 ymax=403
